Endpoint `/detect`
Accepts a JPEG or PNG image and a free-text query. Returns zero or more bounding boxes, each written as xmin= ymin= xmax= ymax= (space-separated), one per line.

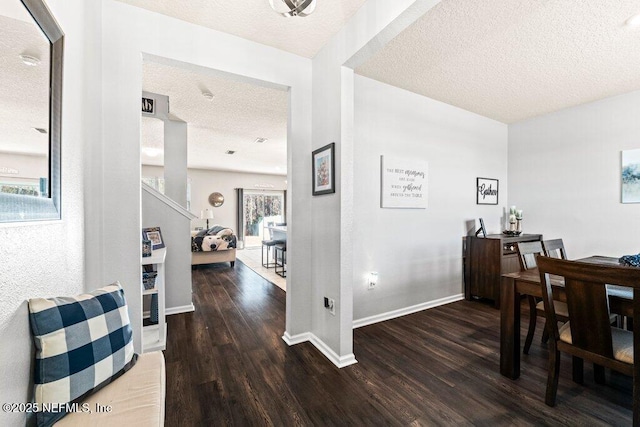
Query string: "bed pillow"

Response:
xmin=28 ymin=282 xmax=137 ymax=426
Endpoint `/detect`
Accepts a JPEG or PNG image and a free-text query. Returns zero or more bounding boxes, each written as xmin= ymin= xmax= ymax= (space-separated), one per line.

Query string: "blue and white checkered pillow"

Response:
xmin=28 ymin=282 xmax=137 ymax=426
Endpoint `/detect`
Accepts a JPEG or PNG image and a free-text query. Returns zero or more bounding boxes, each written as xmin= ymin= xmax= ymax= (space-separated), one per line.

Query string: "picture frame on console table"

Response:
xmin=476 ymin=177 xmax=499 ymax=205
xmin=312 ymin=143 xmax=335 ymax=196
xmin=142 ymin=227 xmax=165 ymax=250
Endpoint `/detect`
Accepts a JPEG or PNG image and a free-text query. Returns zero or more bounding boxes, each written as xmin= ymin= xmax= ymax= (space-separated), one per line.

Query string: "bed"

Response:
xmin=191 ymin=226 xmax=237 ymax=267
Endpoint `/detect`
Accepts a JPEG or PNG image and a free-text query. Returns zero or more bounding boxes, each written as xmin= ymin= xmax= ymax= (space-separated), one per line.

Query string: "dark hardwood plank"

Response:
xmin=164 ymin=260 xmax=632 ymax=426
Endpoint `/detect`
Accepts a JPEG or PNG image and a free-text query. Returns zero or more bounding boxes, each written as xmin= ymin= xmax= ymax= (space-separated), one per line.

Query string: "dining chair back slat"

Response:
xmin=563 ymin=277 xmax=614 ymax=358
xmin=542 ymin=239 xmax=567 ymax=260
xmin=517 ymin=241 xmax=544 ymax=270
xmin=517 ymin=240 xmax=553 ymax=354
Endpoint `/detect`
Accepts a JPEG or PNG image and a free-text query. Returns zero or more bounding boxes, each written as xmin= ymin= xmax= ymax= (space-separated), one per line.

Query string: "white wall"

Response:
xmin=308 ymin=0 xmax=442 ymax=365
xmin=142 ymin=165 xmax=287 ymax=231
xmin=0 ymin=153 xmax=48 ymax=183
xmin=142 ymin=189 xmax=193 ymax=313
xmin=353 ymin=76 xmax=508 ymax=321
xmin=508 ymin=89 xmax=640 ymax=259
xmin=0 ymin=0 xmax=94 ymax=424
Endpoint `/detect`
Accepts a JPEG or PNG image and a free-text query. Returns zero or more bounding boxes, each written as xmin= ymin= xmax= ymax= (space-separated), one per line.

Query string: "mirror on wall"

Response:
xmin=208 ymin=192 xmax=224 ymax=207
xmin=0 ymin=0 xmax=63 ymax=222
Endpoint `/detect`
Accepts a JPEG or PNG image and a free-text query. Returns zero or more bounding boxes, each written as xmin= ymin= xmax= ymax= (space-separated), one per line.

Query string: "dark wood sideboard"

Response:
xmin=464 ymin=233 xmax=543 ymax=308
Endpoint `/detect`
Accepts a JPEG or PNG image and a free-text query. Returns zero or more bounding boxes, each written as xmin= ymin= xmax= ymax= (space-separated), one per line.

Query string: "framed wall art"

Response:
xmin=142 ymin=226 xmax=165 ymax=250
xmin=312 ymin=143 xmax=335 ymax=196
xmin=380 ymin=156 xmax=428 ymax=208
xmin=622 ymin=149 xmax=640 ymax=203
xmin=476 ymin=178 xmax=499 ymax=205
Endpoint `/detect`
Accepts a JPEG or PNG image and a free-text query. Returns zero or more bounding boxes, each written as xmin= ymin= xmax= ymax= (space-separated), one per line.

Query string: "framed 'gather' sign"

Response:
xmin=476 ymin=177 xmax=499 ymax=205
xmin=380 ymin=156 xmax=428 ymax=209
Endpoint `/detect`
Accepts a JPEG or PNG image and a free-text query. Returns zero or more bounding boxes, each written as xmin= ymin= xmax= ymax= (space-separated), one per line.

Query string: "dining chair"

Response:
xmin=516 ymin=241 xmax=569 ymax=354
xmin=536 ymin=256 xmax=640 ymax=424
xmin=544 ymin=238 xmax=627 ymax=329
xmin=542 ymin=239 xmax=567 ymax=259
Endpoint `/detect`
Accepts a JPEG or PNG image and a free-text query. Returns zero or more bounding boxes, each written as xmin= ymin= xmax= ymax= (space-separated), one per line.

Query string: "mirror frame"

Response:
xmin=0 ymin=0 xmax=63 ymax=222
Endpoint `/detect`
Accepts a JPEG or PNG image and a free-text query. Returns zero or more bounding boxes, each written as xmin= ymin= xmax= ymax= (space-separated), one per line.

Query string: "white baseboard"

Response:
xmin=166 ymin=303 xmax=195 ymax=316
xmin=309 ymin=334 xmax=358 ymax=368
xmin=352 ymin=293 xmax=465 ymax=329
xmin=282 ymin=332 xmax=358 ymax=368
xmin=282 ymin=331 xmax=311 ymax=345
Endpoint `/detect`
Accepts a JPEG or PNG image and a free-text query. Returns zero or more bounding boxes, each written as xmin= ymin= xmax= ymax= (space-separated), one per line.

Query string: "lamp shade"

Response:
xmin=200 ymin=209 xmax=214 ymax=220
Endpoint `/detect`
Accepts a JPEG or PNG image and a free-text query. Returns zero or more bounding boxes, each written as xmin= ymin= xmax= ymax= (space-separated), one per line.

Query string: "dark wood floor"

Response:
xmin=164 ymin=261 xmax=632 ymax=426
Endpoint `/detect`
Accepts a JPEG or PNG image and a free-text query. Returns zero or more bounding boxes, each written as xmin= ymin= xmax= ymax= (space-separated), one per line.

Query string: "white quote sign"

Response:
xmin=381 ymin=156 xmax=428 ymax=208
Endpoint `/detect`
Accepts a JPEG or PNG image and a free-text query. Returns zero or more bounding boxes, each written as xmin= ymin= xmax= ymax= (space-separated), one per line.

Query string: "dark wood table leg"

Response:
xmin=500 ymin=275 xmax=520 ymax=379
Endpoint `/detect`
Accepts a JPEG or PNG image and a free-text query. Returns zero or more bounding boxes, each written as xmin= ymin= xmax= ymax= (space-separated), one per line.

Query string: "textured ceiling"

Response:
xmin=0 ymin=9 xmax=50 ymax=157
xmin=356 ymin=0 xmax=640 ymax=124
xmin=6 ymin=0 xmax=640 ymax=179
xmin=142 ymin=61 xmax=288 ymax=174
xmin=116 ymin=0 xmax=368 ymax=58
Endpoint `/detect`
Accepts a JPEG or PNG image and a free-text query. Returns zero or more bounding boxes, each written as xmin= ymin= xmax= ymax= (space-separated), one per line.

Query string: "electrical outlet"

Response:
xmin=368 ymin=272 xmax=378 ymax=290
xmin=324 ymin=297 xmax=336 ymax=315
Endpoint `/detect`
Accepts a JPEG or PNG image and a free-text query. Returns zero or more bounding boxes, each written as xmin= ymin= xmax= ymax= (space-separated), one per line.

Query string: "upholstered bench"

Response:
xmin=54 ymin=351 xmax=165 ymax=426
xmin=28 ymin=283 xmax=166 ymax=427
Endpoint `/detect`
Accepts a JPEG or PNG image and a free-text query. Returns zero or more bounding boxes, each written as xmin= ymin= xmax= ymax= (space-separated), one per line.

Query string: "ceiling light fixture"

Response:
xmin=202 ymin=91 xmax=214 ymax=100
xmin=269 ymin=0 xmax=316 ymax=17
xmin=20 ymin=54 xmax=40 ymax=66
xmin=143 ymin=147 xmax=162 ymax=157
xmin=624 ymin=13 xmax=640 ymax=28
xmin=33 ymin=127 xmax=47 ymax=134
xmin=254 ymin=137 xmax=268 ymax=144
xmin=225 ymin=150 xmax=236 ymax=155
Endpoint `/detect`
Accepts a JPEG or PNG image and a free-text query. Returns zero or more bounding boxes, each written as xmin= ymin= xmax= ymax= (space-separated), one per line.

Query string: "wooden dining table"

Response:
xmin=499 ymin=255 xmax=632 ymax=379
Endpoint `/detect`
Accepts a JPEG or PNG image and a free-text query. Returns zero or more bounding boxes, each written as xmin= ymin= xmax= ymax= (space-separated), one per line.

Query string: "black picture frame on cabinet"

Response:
xmin=142 ymin=227 xmax=165 ymax=250
xmin=475 ymin=218 xmax=487 ymax=237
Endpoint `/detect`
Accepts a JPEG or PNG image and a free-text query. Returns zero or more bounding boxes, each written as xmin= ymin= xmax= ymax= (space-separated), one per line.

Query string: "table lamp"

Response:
xmin=200 ymin=209 xmax=214 ymax=229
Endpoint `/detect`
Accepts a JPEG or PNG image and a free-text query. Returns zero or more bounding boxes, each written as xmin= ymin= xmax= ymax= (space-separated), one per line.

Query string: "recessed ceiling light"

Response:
xmin=142 ymin=147 xmax=162 ymax=157
xmin=20 ymin=54 xmax=40 ymax=66
xmin=202 ymin=91 xmax=214 ymax=100
xmin=254 ymin=137 xmax=268 ymax=144
xmin=225 ymin=150 xmax=236 ymax=155
xmin=33 ymin=127 xmax=47 ymax=134
xmin=624 ymin=13 xmax=640 ymax=28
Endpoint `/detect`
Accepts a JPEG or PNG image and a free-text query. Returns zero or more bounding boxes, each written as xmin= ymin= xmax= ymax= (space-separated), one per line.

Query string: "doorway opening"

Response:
xmin=242 ymin=190 xmax=285 ymax=248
